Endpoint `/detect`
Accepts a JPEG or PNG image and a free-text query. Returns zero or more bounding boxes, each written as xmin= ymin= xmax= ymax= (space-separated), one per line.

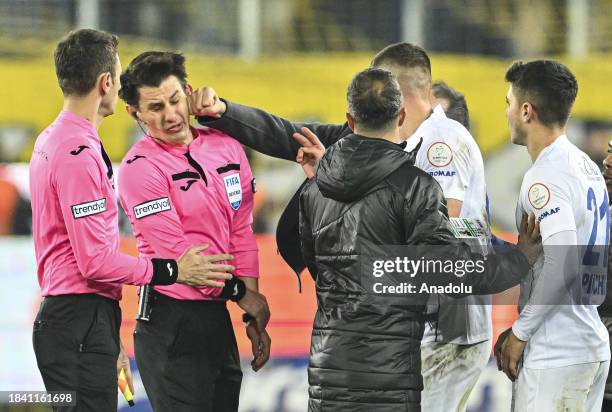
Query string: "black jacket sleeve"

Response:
xmin=403 ymin=175 xmax=530 ymax=296
xmin=197 ymin=100 xmax=351 ymax=161
xmin=298 ymin=180 xmax=318 ymax=282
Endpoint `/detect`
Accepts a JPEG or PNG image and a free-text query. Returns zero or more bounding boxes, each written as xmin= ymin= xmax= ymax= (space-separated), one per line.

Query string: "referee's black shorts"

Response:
xmin=33 ymin=293 xmax=121 ymax=412
xmin=134 ymin=291 xmax=242 ymax=412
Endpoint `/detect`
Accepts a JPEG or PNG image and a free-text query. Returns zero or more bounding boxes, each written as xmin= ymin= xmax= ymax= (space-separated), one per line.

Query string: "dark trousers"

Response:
xmin=134 ymin=292 xmax=242 ymax=412
xmin=308 ymin=385 xmax=421 ymax=412
xmin=32 ymin=294 xmax=121 ymax=412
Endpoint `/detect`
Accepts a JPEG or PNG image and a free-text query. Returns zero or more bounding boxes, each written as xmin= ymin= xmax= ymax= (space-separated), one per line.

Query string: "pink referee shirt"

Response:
xmin=29 ymin=111 xmax=153 ymax=300
xmin=118 ymin=127 xmax=259 ymax=301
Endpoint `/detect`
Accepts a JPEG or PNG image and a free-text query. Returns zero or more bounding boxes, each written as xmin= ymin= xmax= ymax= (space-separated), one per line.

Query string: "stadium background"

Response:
xmin=0 ymin=0 xmax=611 ymax=411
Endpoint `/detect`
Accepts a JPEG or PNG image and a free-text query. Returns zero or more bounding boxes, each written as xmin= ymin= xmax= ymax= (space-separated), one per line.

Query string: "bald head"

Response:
xmin=347 ymin=68 xmax=403 ymax=133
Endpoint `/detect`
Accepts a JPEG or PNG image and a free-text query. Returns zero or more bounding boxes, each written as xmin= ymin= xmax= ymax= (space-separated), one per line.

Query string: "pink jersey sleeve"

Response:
xmin=118 ymin=157 xmax=223 ymax=298
xmin=54 ymin=148 xmax=152 ymax=285
xmin=231 ymin=147 xmax=259 ymax=278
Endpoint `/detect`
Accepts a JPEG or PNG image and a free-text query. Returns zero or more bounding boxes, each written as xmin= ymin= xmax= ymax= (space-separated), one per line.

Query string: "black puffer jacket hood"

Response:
xmin=315 ymin=134 xmax=414 ymax=202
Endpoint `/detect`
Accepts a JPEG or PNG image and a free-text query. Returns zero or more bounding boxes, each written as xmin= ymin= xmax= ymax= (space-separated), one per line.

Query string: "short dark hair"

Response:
xmin=505 ymin=60 xmax=578 ymax=127
xmin=54 ymin=29 xmax=119 ymax=96
xmin=119 ymin=51 xmax=188 ymax=107
xmin=371 ymin=42 xmax=431 ymax=75
xmin=347 ymin=68 xmax=403 ymax=131
xmin=432 ymin=81 xmax=470 ymax=129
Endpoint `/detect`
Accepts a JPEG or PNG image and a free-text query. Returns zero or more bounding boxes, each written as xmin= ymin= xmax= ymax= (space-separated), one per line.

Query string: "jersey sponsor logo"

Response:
xmin=70 ymin=145 xmax=90 ymax=156
xmin=172 ymin=171 xmax=201 ymax=192
xmin=427 ymin=142 xmax=453 ymax=167
xmin=528 ymin=183 xmax=550 ymax=210
xmin=126 ymin=155 xmax=146 ymax=164
xmin=133 ymin=197 xmax=171 ymax=219
xmin=537 ymin=206 xmax=560 ymax=222
xmin=72 ymin=198 xmax=106 ymax=219
xmin=428 ymin=170 xmax=456 ymax=177
xmin=180 ymin=179 xmax=198 ymax=191
xmin=224 ymin=173 xmax=242 ymax=210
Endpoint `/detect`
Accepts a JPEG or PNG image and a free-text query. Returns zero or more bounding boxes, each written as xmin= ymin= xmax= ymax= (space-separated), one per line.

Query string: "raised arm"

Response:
xmin=189 ymin=87 xmax=349 ymax=160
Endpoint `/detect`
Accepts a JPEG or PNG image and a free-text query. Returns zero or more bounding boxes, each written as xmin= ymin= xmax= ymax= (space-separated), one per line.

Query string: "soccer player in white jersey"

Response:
xmin=496 ymin=60 xmax=610 ymax=411
xmin=372 ymin=44 xmax=492 ymax=412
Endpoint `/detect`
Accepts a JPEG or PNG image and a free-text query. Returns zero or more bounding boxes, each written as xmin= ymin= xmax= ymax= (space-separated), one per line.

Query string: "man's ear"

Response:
xmin=184 ymin=83 xmax=193 ymax=95
xmin=522 ymin=102 xmax=535 ymax=123
xmin=346 ymin=113 xmax=355 ymax=131
xmin=397 ymin=107 xmax=407 ymax=127
xmin=99 ymin=72 xmax=112 ymax=95
xmin=126 ymin=105 xmax=138 ymax=120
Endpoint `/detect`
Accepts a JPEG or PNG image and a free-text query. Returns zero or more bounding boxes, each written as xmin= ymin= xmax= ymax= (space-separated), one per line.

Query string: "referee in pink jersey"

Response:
xmin=117 ymin=51 xmax=271 ymax=412
xmin=29 ymin=29 xmax=236 ymax=411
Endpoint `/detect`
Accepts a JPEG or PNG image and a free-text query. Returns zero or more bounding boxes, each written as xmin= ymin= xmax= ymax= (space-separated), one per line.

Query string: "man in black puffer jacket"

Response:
xmin=297 ymin=68 xmax=539 ymax=411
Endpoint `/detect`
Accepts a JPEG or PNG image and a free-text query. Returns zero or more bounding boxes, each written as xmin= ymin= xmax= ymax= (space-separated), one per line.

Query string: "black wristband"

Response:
xmin=150 ymin=258 xmax=178 ymax=285
xmin=219 ymin=277 xmax=247 ymax=302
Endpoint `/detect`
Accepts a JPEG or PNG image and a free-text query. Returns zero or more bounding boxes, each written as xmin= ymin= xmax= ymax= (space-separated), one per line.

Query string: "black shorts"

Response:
xmin=134 ymin=291 xmax=242 ymax=412
xmin=32 ymin=293 xmax=121 ymax=412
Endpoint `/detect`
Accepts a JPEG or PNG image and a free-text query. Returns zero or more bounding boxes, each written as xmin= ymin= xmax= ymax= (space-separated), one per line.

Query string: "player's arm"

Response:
xmin=513 ymin=230 xmax=578 ymax=336
xmin=189 ymin=87 xmax=349 ymax=160
xmin=499 ymin=172 xmax=577 ymax=381
xmin=118 ymin=158 xmax=233 ymax=290
xmin=511 ymin=175 xmax=578 ymax=339
xmin=55 ymin=149 xmax=165 ymax=285
xmin=416 ymin=136 xmax=472 ymax=217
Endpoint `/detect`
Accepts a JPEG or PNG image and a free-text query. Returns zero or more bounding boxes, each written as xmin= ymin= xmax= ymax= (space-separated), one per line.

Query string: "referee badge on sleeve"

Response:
xmin=224 ymin=173 xmax=242 ymax=210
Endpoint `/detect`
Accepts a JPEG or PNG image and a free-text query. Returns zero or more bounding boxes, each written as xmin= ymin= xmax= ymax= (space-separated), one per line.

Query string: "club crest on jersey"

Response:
xmin=224 ymin=173 xmax=242 ymax=210
xmin=528 ymin=183 xmax=550 ymax=210
xmin=427 ymin=142 xmax=453 ymax=167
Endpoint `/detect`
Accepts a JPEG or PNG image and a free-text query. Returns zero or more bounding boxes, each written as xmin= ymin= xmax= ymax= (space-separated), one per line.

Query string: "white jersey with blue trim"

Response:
xmin=405 ymin=104 xmax=491 ymax=344
xmin=516 ymin=134 xmax=610 ymax=368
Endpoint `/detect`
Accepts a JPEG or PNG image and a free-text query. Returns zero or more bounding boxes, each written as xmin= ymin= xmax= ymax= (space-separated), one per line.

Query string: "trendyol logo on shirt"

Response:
xmin=134 ymin=197 xmax=172 ymax=219
xmin=71 ymin=198 xmax=107 ymax=219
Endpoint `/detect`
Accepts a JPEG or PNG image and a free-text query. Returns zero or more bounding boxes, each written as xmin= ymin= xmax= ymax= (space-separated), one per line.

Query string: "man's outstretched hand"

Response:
xmin=293 ymin=127 xmax=325 ymax=179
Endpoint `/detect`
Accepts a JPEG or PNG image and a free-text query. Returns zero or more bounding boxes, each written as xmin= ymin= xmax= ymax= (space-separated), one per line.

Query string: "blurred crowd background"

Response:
xmin=0 ymin=1 xmax=611 ymax=411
